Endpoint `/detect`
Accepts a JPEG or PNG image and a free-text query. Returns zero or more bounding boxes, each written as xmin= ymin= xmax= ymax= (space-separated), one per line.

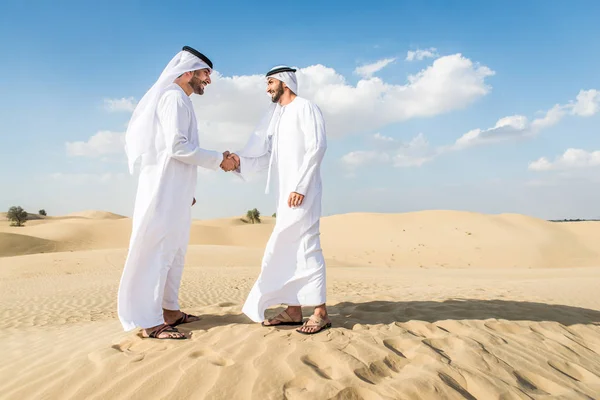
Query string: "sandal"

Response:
xmin=170 ymin=312 xmax=200 ymax=327
xmin=261 ymin=310 xmax=303 ymax=327
xmin=296 ymin=315 xmax=332 ymax=335
xmin=143 ymin=324 xmax=187 ymax=340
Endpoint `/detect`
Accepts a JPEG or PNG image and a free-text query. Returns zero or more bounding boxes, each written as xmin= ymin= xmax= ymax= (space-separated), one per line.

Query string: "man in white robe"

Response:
xmin=228 ymin=66 xmax=331 ymax=334
xmin=117 ymin=46 xmax=239 ymax=340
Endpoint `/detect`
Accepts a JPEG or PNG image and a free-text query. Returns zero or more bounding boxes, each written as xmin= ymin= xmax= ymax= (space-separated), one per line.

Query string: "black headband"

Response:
xmin=182 ymin=46 xmax=213 ymax=69
xmin=266 ymin=66 xmax=297 ymax=77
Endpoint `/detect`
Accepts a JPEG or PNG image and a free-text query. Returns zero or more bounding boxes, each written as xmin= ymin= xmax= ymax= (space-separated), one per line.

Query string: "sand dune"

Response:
xmin=321 ymin=211 xmax=600 ymax=268
xmin=1 ymin=210 xmax=600 ymax=399
xmin=64 ymin=210 xmax=127 ymax=219
xmin=2 ymin=210 xmax=599 ymax=269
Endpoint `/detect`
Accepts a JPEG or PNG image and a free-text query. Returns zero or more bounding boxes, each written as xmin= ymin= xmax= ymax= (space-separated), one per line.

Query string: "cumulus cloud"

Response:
xmin=342 ymin=89 xmax=599 ymax=168
xmin=372 ymin=133 xmax=395 ymax=142
xmin=191 ymin=53 xmax=495 ymax=150
xmin=569 ymin=89 xmax=600 ymax=117
xmin=342 ymin=133 xmax=437 ymax=169
xmin=341 ymin=151 xmax=389 ymax=167
xmin=104 ymin=97 xmax=137 ymax=112
xmin=451 ymin=90 xmax=598 ymax=150
xmin=66 ymin=131 xmax=124 ymax=157
xmin=529 ymin=148 xmax=600 ymax=171
xmin=354 ymin=58 xmax=397 ymax=78
xmin=406 ymin=48 xmax=438 ymax=61
xmin=77 ymin=53 xmax=494 ymax=161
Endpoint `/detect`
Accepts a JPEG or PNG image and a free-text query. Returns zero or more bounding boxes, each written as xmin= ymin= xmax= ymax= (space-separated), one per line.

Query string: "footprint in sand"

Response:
xmin=548 ymin=360 xmax=600 ymax=384
xmin=353 ymin=359 xmax=396 ymax=385
xmin=438 ymin=372 xmax=476 ymax=400
xmin=300 ymin=354 xmax=337 ymax=380
xmin=87 ymin=347 xmax=122 ymax=364
xmin=382 ymin=338 xmax=408 ymax=358
xmin=515 ymin=370 xmax=576 ymax=396
xmin=188 ymin=349 xmax=234 ymax=367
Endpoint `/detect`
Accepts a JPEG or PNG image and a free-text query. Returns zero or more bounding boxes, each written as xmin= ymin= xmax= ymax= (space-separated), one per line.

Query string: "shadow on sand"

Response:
xmin=180 ymin=299 xmax=600 ymax=331
xmin=326 ymin=299 xmax=600 ymax=329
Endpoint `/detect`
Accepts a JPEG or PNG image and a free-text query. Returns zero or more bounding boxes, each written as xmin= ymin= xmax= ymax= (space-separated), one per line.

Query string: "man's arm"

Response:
xmin=292 ymin=103 xmax=327 ymax=196
xmin=236 ymin=152 xmax=271 ymax=175
xmin=226 ymin=136 xmax=273 ymax=176
xmin=158 ymin=91 xmax=225 ymax=170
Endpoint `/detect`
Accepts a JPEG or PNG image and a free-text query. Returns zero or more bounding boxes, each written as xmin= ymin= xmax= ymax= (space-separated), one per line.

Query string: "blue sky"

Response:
xmin=1 ymin=0 xmax=600 ymax=220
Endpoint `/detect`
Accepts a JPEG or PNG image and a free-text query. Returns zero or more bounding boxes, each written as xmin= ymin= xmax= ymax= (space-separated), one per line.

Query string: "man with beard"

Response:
xmin=227 ymin=65 xmax=331 ymax=334
xmin=118 ymin=46 xmax=239 ymax=340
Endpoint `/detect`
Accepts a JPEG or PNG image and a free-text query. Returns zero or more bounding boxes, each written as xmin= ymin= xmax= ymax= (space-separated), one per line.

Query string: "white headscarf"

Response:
xmin=237 ymin=66 xmax=299 ymax=159
xmin=267 ymin=65 xmax=298 ymax=94
xmin=125 ymin=48 xmax=211 ymax=173
xmin=235 ymin=66 xmax=298 ymax=192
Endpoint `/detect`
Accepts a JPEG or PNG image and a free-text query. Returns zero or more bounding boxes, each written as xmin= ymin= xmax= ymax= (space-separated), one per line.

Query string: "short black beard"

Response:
xmin=271 ymin=82 xmax=284 ymax=103
xmin=190 ymin=75 xmax=205 ymax=95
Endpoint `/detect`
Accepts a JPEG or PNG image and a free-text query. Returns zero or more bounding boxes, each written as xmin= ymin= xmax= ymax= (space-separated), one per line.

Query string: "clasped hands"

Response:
xmin=220 ymin=151 xmax=240 ymax=172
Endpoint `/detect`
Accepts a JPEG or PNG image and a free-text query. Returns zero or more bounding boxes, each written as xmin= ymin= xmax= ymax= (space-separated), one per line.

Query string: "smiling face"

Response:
xmin=266 ymin=77 xmax=285 ymax=103
xmin=189 ymin=68 xmax=211 ymax=95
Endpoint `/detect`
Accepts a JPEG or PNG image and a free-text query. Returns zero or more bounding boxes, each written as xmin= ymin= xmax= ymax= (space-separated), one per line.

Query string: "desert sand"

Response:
xmin=1 ymin=210 xmax=599 ymax=399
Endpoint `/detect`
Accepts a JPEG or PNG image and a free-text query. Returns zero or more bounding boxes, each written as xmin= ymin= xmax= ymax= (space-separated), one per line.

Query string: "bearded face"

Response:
xmin=267 ymin=78 xmax=285 ymax=103
xmin=189 ymin=69 xmax=211 ymax=95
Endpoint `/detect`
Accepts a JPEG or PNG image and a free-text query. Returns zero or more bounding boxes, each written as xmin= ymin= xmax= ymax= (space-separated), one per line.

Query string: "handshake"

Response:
xmin=220 ymin=151 xmax=240 ymax=172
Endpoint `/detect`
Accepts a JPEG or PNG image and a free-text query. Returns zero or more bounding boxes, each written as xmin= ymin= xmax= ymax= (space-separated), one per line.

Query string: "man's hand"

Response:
xmin=288 ymin=192 xmax=305 ymax=208
xmin=192 ymin=197 xmax=196 ymax=206
xmin=220 ymin=151 xmax=240 ymax=172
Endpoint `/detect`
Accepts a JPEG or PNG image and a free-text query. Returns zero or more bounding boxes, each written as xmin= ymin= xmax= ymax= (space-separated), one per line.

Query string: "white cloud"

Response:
xmin=406 ymin=48 xmax=438 ymax=62
xmin=66 ymin=131 xmax=124 ymax=157
xmin=453 ymin=115 xmax=532 ymax=149
xmin=569 ymin=89 xmax=600 ymax=117
xmin=452 ymin=89 xmax=599 ymax=150
xmin=190 ymin=54 xmax=495 ymax=150
xmin=341 ymin=151 xmax=389 ymax=167
xmin=393 ymin=133 xmax=436 ymax=167
xmin=342 ymin=133 xmax=436 ymax=169
xmin=354 ymin=58 xmax=397 ymax=78
xmin=342 ymin=88 xmax=599 ymax=168
xmin=529 ymin=148 xmax=600 ymax=171
xmin=82 ymin=54 xmax=493 ymax=163
xmin=372 ymin=133 xmax=395 ymax=142
xmin=104 ymin=97 xmax=137 ymax=112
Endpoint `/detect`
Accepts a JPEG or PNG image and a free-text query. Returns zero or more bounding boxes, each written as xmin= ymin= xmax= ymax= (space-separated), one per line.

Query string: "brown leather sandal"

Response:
xmin=296 ymin=315 xmax=332 ymax=335
xmin=261 ymin=310 xmax=303 ymax=327
xmin=143 ymin=324 xmax=187 ymax=340
xmin=171 ymin=312 xmax=200 ymax=327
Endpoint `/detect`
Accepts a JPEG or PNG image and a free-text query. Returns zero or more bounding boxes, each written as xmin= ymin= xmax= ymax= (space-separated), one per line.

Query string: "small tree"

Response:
xmin=272 ymin=212 xmax=276 ymax=218
xmin=7 ymin=206 xmax=28 ymax=227
xmin=246 ymin=208 xmax=261 ymax=224
xmin=39 ymin=209 xmax=47 ymax=216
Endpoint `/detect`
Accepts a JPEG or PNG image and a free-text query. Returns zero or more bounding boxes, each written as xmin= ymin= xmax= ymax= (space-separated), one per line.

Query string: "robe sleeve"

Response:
xmin=237 ymin=152 xmax=271 ymax=175
xmin=233 ymin=136 xmax=272 ymax=178
xmin=293 ymin=102 xmax=327 ymax=196
xmin=158 ymin=91 xmax=222 ymax=170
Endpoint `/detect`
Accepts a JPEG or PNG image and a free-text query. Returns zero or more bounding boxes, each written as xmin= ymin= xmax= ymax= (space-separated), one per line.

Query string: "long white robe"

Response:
xmin=238 ymin=96 xmax=328 ymax=322
xmin=118 ymin=83 xmax=222 ymax=331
